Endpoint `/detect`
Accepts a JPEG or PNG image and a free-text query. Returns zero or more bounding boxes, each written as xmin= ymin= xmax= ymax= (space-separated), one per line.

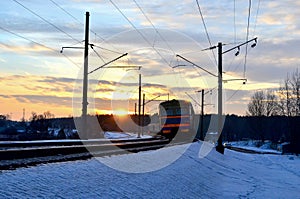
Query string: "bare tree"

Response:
xmin=290 ymin=69 xmax=300 ymax=116
xmin=277 ymin=69 xmax=300 ymax=116
xmin=0 ymin=115 xmax=7 ymax=120
xmin=247 ymin=90 xmax=278 ymax=116
xmin=43 ymin=111 xmax=55 ymax=119
xmin=265 ymin=90 xmax=279 ymax=116
xmin=247 ymin=91 xmax=265 ymax=116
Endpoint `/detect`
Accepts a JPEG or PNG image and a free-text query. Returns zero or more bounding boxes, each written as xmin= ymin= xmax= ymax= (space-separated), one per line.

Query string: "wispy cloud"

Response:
xmin=0 ymin=42 xmax=52 ymax=54
xmin=1 ymin=0 xmax=300 ymax=119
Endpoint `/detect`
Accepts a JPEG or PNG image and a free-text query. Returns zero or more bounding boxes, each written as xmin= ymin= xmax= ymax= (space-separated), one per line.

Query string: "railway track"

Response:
xmin=0 ymin=137 xmax=178 ymax=170
xmin=227 ymin=146 xmax=281 ymax=155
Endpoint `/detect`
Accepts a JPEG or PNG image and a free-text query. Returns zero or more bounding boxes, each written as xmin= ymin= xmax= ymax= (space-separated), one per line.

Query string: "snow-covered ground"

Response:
xmin=104 ymin=131 xmax=152 ymax=139
xmin=229 ymin=140 xmax=282 ymax=154
xmin=0 ymin=142 xmax=299 ymax=198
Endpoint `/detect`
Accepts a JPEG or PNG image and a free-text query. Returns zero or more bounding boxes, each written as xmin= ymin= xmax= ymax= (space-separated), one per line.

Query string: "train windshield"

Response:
xmin=162 ymin=107 xmax=190 ymax=116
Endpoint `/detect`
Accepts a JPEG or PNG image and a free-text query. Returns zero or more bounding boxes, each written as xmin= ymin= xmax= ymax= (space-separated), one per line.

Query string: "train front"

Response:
xmin=159 ymin=100 xmax=194 ymax=139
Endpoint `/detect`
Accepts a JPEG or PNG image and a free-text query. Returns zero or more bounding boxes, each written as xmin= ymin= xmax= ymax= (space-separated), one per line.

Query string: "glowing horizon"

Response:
xmin=1 ymin=1 xmax=299 ymax=120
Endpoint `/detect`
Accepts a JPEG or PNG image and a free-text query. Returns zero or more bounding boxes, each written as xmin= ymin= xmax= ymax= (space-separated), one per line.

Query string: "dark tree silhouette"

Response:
xmin=247 ymin=90 xmax=278 ymax=116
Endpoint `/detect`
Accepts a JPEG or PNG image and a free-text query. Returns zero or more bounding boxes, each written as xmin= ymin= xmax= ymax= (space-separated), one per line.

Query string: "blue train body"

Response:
xmin=159 ymin=99 xmax=194 ymax=138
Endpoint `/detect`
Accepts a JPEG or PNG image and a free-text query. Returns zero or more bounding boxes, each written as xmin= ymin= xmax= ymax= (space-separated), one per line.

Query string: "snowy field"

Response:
xmin=0 ymin=142 xmax=299 ymax=198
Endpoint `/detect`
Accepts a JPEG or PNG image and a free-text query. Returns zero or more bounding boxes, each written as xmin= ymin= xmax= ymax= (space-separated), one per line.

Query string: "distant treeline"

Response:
xmin=196 ymin=114 xmax=300 ymax=153
xmin=92 ymin=114 xmax=299 ymax=146
xmin=1 ymin=114 xmax=299 ymax=153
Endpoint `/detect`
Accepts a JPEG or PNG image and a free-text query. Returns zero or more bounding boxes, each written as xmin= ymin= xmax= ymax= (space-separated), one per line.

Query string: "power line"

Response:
xmin=226 ymin=84 xmax=244 ymax=102
xmin=13 ymin=0 xmax=81 ymax=43
xmin=195 ymin=0 xmax=217 ymax=66
xmin=231 ymin=46 xmax=255 ymax=75
xmin=91 ymin=47 xmax=106 ymax=64
xmin=108 ymin=0 xmax=172 ymax=67
xmin=175 ymin=55 xmax=208 ymax=81
xmin=176 ymin=54 xmax=217 ymax=77
xmin=91 ymin=44 xmax=124 ymax=55
xmin=88 ymin=53 xmax=128 ymax=74
xmin=243 ymin=0 xmax=252 ymax=78
xmin=132 ymin=0 xmax=176 ymax=55
xmin=49 ymin=0 xmax=129 ymax=66
xmin=49 ymin=0 xmax=106 ymax=42
xmin=233 ymin=0 xmax=237 ymax=44
xmin=0 ymin=25 xmax=81 ymax=68
xmin=253 ymin=0 xmax=261 ymax=36
xmin=49 ymin=0 xmax=81 ymax=24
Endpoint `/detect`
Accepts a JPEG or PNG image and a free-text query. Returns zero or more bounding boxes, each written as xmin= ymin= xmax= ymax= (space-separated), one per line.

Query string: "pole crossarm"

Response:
xmin=104 ymin=65 xmax=141 ymax=69
xmin=172 ymin=64 xmax=187 ymax=68
xmin=223 ymin=78 xmax=247 ymax=83
xmin=88 ymin=53 xmax=128 ymax=74
xmin=203 ymin=103 xmax=214 ymax=106
xmin=176 ymin=54 xmax=217 ymax=77
xmin=196 ymin=88 xmax=214 ymax=95
xmin=222 ymin=37 xmax=257 ymax=54
xmin=144 ymin=95 xmax=161 ymax=105
xmin=60 ymin=46 xmax=84 ymax=53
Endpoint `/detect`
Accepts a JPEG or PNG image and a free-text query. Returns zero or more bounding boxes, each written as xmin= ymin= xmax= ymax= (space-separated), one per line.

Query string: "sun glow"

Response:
xmin=113 ymin=109 xmax=128 ymax=116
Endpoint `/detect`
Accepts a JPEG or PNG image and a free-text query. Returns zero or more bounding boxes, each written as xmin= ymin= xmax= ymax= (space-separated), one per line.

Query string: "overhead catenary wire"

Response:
xmin=226 ymin=84 xmax=244 ymax=102
xmin=253 ymin=0 xmax=261 ymax=37
xmin=232 ymin=46 xmax=254 ymax=75
xmin=91 ymin=47 xmax=106 ymax=64
xmin=176 ymin=54 xmax=217 ymax=77
xmin=49 ymin=0 xmax=81 ymax=24
xmin=0 ymin=25 xmax=81 ymax=69
xmin=50 ymin=0 xmax=134 ymax=73
xmin=233 ymin=0 xmax=237 ymax=44
xmin=13 ymin=0 xmax=81 ymax=43
xmin=228 ymin=0 xmax=260 ymax=76
xmin=243 ymin=0 xmax=252 ymax=78
xmin=49 ymin=0 xmax=106 ymax=42
xmin=132 ymin=0 xmax=176 ymax=56
xmin=49 ymin=0 xmax=126 ymax=57
xmin=91 ymin=44 xmax=124 ymax=55
xmin=108 ymin=0 xmax=172 ymax=68
xmin=195 ymin=0 xmax=217 ymax=66
xmin=88 ymin=53 xmax=128 ymax=74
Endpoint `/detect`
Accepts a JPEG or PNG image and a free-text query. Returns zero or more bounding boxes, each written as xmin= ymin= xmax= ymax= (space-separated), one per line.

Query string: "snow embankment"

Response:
xmin=230 ymin=140 xmax=282 ymax=154
xmin=104 ymin=131 xmax=152 ymax=139
xmin=0 ymin=142 xmax=299 ymax=198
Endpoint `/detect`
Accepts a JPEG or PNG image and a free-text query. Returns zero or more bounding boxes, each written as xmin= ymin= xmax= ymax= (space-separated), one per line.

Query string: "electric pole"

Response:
xmin=22 ymin=108 xmax=25 ymax=122
xmin=194 ymin=89 xmax=205 ymax=141
xmin=60 ymin=12 xmax=129 ymax=140
xmin=201 ymin=90 xmax=204 ymax=140
xmin=138 ymin=73 xmax=142 ymax=138
xmin=216 ymin=42 xmax=224 ymax=154
xmin=142 ymin=93 xmax=145 ymax=120
xmin=196 ymin=89 xmax=215 ymax=141
xmin=142 ymin=93 xmax=145 ymax=136
xmin=82 ymin=11 xmax=89 ymax=139
xmin=215 ymin=38 xmax=258 ymax=154
xmin=176 ymin=37 xmax=257 ymax=154
xmin=198 ymin=89 xmax=204 ymax=141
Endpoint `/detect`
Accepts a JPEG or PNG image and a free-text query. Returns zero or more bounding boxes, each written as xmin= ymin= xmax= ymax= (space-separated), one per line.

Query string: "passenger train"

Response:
xmin=158 ymin=99 xmax=195 ymax=139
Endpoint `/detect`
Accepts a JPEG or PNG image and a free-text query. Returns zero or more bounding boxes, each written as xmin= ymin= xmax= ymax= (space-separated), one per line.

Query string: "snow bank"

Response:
xmin=104 ymin=131 xmax=152 ymax=139
xmin=230 ymin=140 xmax=282 ymax=154
xmin=0 ymin=142 xmax=299 ymax=198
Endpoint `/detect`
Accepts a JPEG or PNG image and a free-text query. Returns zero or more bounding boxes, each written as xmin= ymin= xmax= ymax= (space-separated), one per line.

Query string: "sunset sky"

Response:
xmin=0 ymin=0 xmax=299 ymax=120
